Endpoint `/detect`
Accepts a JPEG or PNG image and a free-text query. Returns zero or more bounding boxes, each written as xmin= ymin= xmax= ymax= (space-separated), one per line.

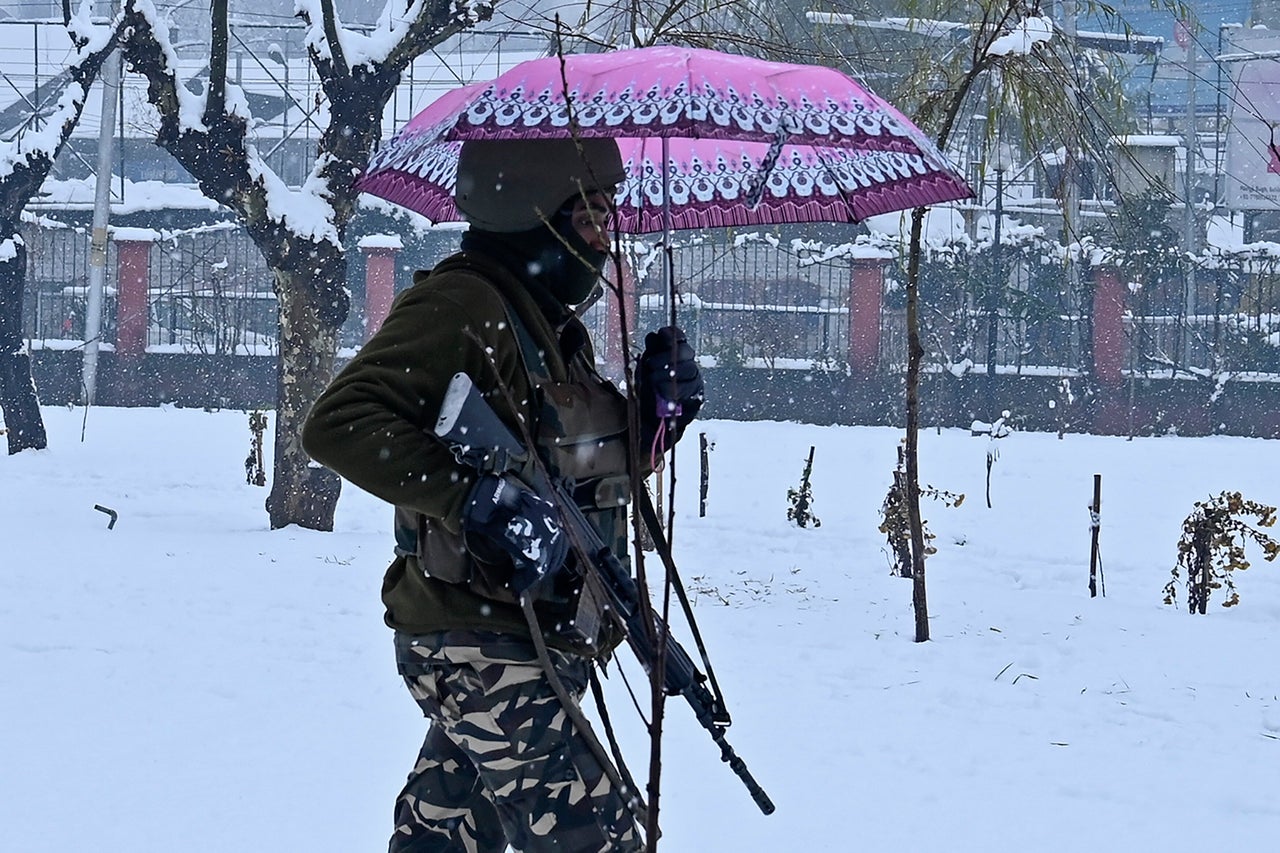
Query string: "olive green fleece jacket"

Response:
xmin=301 ymin=249 xmax=628 ymax=650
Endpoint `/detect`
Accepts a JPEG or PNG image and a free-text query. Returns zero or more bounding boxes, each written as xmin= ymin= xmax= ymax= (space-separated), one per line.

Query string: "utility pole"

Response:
xmin=988 ymin=142 xmax=1009 ymax=391
xmin=1060 ymin=0 xmax=1082 ymax=365
xmin=82 ymin=0 xmax=120 ymax=405
xmin=1183 ymin=14 xmax=1199 ymax=326
xmin=1214 ymin=23 xmax=1241 ymax=208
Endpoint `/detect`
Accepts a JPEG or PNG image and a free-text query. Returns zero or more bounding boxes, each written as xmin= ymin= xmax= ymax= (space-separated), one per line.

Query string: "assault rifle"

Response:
xmin=435 ymin=372 xmax=775 ymax=816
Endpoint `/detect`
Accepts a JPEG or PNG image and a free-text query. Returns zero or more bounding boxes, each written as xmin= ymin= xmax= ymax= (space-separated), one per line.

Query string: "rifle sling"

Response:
xmin=518 ymin=592 xmax=651 ymax=833
xmin=588 ymin=662 xmax=646 ymax=819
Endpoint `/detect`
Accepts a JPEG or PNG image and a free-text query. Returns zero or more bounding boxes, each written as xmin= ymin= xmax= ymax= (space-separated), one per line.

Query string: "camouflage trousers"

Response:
xmin=389 ymin=630 xmax=644 ymax=853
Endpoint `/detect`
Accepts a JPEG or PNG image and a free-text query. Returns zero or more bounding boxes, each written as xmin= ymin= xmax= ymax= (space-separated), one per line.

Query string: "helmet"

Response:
xmin=455 ymin=138 xmax=625 ymax=233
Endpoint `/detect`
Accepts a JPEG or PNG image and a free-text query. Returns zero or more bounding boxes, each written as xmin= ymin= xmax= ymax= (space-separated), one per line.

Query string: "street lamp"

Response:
xmin=987 ymin=141 xmax=1013 ymax=383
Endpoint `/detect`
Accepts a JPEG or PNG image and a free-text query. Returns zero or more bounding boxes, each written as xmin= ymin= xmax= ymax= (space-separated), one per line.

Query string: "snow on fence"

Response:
xmin=19 ymin=220 xmax=1280 ymax=381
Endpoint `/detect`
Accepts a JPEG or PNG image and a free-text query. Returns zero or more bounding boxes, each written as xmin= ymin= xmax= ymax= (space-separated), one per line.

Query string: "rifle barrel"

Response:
xmin=713 ymin=727 xmax=776 ymax=815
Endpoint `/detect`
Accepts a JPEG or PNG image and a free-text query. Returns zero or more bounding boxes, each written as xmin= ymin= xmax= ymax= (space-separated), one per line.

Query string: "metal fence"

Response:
xmin=629 ymin=239 xmax=854 ymax=370
xmin=1121 ymin=261 xmax=1280 ymax=378
xmin=146 ymin=226 xmax=278 ymax=354
xmin=891 ymin=254 xmax=1280 ymax=380
xmin=22 ymin=222 xmax=1280 ymax=382
xmin=922 ymin=307 xmax=1088 ymax=377
xmin=23 ymin=222 xmax=101 ymax=344
xmin=22 ymin=222 xmax=366 ymax=355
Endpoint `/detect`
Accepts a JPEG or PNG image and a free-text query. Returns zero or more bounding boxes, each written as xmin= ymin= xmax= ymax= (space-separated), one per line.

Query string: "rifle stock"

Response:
xmin=434 ymin=372 xmax=775 ymax=816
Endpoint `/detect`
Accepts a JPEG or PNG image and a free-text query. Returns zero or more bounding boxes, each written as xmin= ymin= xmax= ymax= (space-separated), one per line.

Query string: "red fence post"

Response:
xmin=600 ymin=254 xmax=637 ymax=382
xmin=113 ymin=228 xmax=157 ymax=357
xmin=1092 ymin=264 xmax=1126 ymax=386
xmin=848 ymin=256 xmax=887 ymax=377
xmin=360 ymin=235 xmax=403 ymax=341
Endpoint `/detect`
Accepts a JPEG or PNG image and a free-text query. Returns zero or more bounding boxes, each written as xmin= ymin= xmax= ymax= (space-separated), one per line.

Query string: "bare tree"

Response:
xmin=807 ymin=1 xmax=1136 ymax=640
xmin=0 ymin=2 xmax=123 ymax=454
xmin=118 ymin=0 xmax=494 ymax=529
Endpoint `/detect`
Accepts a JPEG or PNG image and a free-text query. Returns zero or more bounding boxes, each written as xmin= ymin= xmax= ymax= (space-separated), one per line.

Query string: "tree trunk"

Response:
xmin=119 ymin=0 xmax=494 ymax=531
xmin=0 ymin=237 xmax=48 ymax=454
xmin=1191 ymin=527 xmax=1211 ymax=615
xmin=905 ymin=207 xmax=929 ymax=642
xmin=265 ymin=252 xmax=345 ymax=530
xmin=895 ymin=44 xmax=991 ymax=645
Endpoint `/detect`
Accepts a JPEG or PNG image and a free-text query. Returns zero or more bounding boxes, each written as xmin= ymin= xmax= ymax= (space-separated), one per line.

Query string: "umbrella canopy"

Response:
xmin=360 ymin=135 xmax=973 ymax=233
xmin=401 ymin=46 xmax=945 ymax=155
xmin=358 ymin=47 xmax=973 ymax=232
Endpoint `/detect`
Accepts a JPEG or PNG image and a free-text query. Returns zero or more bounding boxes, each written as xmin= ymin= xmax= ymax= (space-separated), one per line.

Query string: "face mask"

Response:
xmin=463 ymin=214 xmax=607 ymax=308
xmin=544 ymin=212 xmax=607 ymax=306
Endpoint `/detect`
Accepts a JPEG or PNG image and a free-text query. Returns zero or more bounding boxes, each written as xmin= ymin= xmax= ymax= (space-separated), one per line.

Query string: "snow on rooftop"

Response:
xmin=110 ymin=226 xmax=163 ymax=241
xmin=1115 ymin=135 xmax=1182 ymax=147
xmin=865 ymin=207 xmax=970 ymax=246
xmin=34 ymin=177 xmax=222 ymax=213
xmin=1207 ymin=214 xmax=1244 ymax=251
xmin=986 ymin=16 xmax=1054 ymax=58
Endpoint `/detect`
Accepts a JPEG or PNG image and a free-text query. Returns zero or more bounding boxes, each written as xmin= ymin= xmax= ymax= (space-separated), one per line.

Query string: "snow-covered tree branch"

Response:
xmin=0 ymin=1 xmax=124 ymax=455
xmin=119 ymin=0 xmax=495 ymax=530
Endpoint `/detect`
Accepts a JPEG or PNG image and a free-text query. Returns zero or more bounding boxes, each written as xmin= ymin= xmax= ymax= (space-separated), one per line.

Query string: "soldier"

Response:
xmin=302 ymin=137 xmax=704 ymax=852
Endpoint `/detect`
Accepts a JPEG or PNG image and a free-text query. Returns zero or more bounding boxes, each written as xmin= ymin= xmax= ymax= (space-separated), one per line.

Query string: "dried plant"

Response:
xmin=1163 ymin=491 xmax=1280 ymax=613
xmin=246 ymin=411 xmax=268 ymax=487
xmin=879 ymin=444 xmax=964 ymax=577
xmin=786 ymin=446 xmax=821 ymax=529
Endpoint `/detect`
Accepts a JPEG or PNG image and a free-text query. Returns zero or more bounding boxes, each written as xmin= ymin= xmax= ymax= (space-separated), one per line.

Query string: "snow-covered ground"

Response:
xmin=4 ymin=405 xmax=1280 ymax=851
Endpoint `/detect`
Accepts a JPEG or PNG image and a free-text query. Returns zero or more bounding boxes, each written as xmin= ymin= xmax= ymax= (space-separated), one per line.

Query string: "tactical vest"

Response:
xmin=392 ymin=263 xmax=632 ymax=610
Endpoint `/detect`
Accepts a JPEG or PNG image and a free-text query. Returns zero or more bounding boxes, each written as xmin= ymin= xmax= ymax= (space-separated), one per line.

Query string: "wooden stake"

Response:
xmin=699 ymin=432 xmax=709 ymax=518
xmin=1089 ymin=474 xmax=1103 ymax=597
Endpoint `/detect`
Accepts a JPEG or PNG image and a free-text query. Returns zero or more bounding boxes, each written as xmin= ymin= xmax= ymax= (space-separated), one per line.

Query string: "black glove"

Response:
xmin=461 ymin=474 xmax=569 ymax=594
xmin=637 ymin=325 xmax=704 ymax=447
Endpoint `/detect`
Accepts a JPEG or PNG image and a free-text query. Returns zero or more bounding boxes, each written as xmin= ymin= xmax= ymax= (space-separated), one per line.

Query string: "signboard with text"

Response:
xmin=1224 ymin=35 xmax=1280 ymax=211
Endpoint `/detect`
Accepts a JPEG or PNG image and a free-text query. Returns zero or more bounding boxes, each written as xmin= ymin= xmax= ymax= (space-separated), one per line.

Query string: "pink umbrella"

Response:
xmin=360 ymin=52 xmax=973 ymax=233
xmin=360 ymin=134 xmax=972 ymax=233
xmin=402 ymin=46 xmax=948 ymax=156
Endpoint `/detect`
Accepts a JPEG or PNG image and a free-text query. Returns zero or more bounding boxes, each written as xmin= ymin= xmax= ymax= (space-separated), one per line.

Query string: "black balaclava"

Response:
xmin=461 ymin=199 xmax=607 ymax=316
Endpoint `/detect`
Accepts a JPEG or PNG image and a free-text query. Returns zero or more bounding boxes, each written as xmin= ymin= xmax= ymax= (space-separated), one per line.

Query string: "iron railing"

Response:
xmin=23 ymin=222 xmax=379 ymax=354
xmin=21 ymin=222 xmax=1280 ymax=381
